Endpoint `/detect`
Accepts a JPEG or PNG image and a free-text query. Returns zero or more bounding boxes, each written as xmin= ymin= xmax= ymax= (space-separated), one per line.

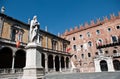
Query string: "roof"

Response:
xmin=0 ymin=13 xmax=29 ymax=27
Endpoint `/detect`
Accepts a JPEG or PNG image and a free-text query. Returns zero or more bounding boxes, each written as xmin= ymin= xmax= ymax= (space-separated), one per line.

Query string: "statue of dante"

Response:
xmin=30 ymin=16 xmax=40 ymax=42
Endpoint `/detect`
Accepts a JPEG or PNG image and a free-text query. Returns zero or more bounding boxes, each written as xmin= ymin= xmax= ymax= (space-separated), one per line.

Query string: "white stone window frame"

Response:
xmin=88 ymin=41 xmax=93 ymax=47
xmin=96 ymin=38 xmax=103 ymax=45
xmin=79 ymin=34 xmax=83 ymax=39
xmin=96 ymin=30 xmax=100 ymax=35
xmin=87 ymin=32 xmax=91 ymax=37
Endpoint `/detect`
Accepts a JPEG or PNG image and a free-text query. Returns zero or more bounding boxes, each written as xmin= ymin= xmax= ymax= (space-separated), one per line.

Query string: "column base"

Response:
xmin=22 ymin=68 xmax=45 ymax=79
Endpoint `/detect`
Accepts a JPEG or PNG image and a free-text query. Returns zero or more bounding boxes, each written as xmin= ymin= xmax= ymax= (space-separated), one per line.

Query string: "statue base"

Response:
xmin=22 ymin=42 xmax=44 ymax=79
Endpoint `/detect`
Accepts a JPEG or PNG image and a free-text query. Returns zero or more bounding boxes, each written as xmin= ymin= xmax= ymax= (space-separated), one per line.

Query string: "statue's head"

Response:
xmin=33 ymin=15 xmax=37 ymax=20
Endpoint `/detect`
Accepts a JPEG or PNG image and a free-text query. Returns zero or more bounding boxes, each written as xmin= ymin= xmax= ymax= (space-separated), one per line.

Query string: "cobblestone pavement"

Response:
xmin=45 ymin=72 xmax=120 ymax=79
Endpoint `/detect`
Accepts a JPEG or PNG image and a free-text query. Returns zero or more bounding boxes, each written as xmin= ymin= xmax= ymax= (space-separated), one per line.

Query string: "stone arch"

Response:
xmin=100 ymin=60 xmax=108 ymax=71
xmin=113 ymin=50 xmax=117 ymax=54
xmin=48 ymin=54 xmax=53 ymax=69
xmin=113 ymin=60 xmax=120 ymax=71
xmin=41 ymin=53 xmax=45 ymax=68
xmin=0 ymin=47 xmax=13 ymax=68
xmin=61 ymin=56 xmax=65 ymax=69
xmin=15 ymin=49 xmax=26 ymax=68
xmin=55 ymin=55 xmax=59 ymax=71
xmin=66 ymin=57 xmax=69 ymax=68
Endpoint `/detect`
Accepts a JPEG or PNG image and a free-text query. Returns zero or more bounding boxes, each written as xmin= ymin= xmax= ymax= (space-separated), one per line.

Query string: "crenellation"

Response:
xmin=70 ymin=27 xmax=73 ymax=32
xmin=110 ymin=13 xmax=116 ymax=20
xmin=96 ymin=18 xmax=101 ymax=24
xmin=84 ymin=22 xmax=89 ymax=27
xmin=90 ymin=20 xmax=95 ymax=26
xmin=103 ymin=16 xmax=109 ymax=22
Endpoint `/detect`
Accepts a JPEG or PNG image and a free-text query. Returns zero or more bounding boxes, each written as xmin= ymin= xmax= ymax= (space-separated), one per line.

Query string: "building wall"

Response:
xmin=62 ymin=13 xmax=120 ymax=72
xmin=0 ymin=16 xmax=29 ymax=43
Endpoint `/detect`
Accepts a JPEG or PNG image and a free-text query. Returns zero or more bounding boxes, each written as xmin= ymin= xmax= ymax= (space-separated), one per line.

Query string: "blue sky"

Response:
xmin=0 ymin=0 xmax=120 ymax=35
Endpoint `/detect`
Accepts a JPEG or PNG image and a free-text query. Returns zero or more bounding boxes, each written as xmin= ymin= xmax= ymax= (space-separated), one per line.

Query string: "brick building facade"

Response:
xmin=62 ymin=12 xmax=120 ymax=72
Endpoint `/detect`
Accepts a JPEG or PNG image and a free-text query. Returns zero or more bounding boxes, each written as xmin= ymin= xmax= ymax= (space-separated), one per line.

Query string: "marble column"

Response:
xmin=59 ymin=56 xmax=62 ymax=72
xmin=94 ymin=59 xmax=101 ymax=72
xmin=107 ymin=57 xmax=114 ymax=72
xmin=64 ymin=57 xmax=66 ymax=71
xmin=53 ymin=55 xmax=56 ymax=72
xmin=11 ymin=50 xmax=16 ymax=73
xmin=45 ymin=53 xmax=48 ymax=73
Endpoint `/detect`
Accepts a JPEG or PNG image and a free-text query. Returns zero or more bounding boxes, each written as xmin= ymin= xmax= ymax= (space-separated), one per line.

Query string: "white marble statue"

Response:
xmin=30 ymin=16 xmax=40 ymax=42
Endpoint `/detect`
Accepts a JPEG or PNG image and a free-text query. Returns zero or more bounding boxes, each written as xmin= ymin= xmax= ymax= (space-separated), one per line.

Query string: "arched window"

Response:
xmin=74 ymin=55 xmax=77 ymax=59
xmin=113 ymin=50 xmax=117 ymax=54
xmin=97 ymin=39 xmax=103 ymax=46
xmin=111 ymin=35 xmax=118 ymax=43
xmin=107 ymin=28 xmax=111 ymax=32
xmin=88 ymin=53 xmax=91 ymax=57
xmin=96 ymin=30 xmax=100 ymax=35
xmin=87 ymin=32 xmax=91 ymax=37
xmin=116 ymin=25 xmax=120 ymax=29
xmin=79 ymin=34 xmax=83 ymax=39
xmin=100 ymin=60 xmax=108 ymax=71
xmin=88 ymin=41 xmax=92 ymax=47
xmin=81 ymin=54 xmax=84 ymax=59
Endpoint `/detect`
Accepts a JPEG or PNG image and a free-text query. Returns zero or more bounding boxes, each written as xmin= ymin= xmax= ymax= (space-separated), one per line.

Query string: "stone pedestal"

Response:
xmin=22 ymin=43 xmax=44 ymax=79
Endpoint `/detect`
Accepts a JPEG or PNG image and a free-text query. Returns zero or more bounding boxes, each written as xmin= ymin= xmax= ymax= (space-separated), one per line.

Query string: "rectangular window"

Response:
xmin=11 ymin=29 xmax=17 ymax=41
xmin=52 ymin=40 xmax=57 ymax=50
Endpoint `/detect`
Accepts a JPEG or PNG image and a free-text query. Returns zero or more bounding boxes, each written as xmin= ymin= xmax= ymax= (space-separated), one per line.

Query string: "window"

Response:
xmin=79 ymin=34 xmax=83 ymax=39
xmin=88 ymin=53 xmax=91 ymax=57
xmin=107 ymin=28 xmax=111 ymax=32
xmin=80 ymin=45 xmax=83 ymax=48
xmin=87 ymin=32 xmax=91 ymax=37
xmin=97 ymin=39 xmax=103 ymax=46
xmin=11 ymin=25 xmax=24 ymax=42
xmin=116 ymin=25 xmax=120 ymax=29
xmin=113 ymin=50 xmax=117 ymax=53
xmin=73 ymin=37 xmax=75 ymax=40
xmin=105 ymin=51 xmax=108 ymax=54
xmin=63 ymin=43 xmax=67 ymax=52
xmin=74 ymin=55 xmax=77 ymax=59
xmin=17 ymin=30 xmax=23 ymax=42
xmin=88 ymin=41 xmax=92 ymax=47
xmin=11 ymin=29 xmax=16 ymax=41
xmin=81 ymin=54 xmax=84 ymax=58
xmin=52 ymin=39 xmax=57 ymax=50
xmin=73 ymin=45 xmax=76 ymax=51
xmin=95 ymin=52 xmax=98 ymax=55
xmin=111 ymin=36 xmax=118 ymax=43
xmin=96 ymin=30 xmax=100 ymax=35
